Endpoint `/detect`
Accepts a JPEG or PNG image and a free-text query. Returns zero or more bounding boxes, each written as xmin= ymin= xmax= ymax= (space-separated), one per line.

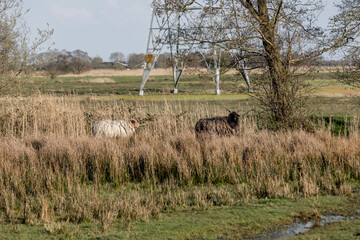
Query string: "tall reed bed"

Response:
xmin=0 ymin=94 xmax=359 ymax=225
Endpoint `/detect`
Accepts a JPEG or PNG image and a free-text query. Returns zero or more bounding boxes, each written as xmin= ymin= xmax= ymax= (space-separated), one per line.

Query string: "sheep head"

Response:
xmin=227 ymin=112 xmax=240 ymax=129
xmin=130 ymin=119 xmax=140 ymax=128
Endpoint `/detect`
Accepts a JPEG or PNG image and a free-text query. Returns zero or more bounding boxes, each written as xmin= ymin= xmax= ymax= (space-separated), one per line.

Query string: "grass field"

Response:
xmin=16 ymin=70 xmax=360 ymax=96
xmin=0 ymin=70 xmax=359 ymax=239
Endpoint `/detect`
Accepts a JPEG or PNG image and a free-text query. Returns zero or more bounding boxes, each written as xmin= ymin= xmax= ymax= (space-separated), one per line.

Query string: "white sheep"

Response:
xmin=92 ymin=119 xmax=140 ymax=138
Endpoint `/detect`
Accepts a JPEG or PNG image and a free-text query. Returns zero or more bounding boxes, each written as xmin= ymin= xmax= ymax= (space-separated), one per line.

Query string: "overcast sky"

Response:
xmin=23 ymin=0 xmax=152 ymax=61
xmin=23 ymin=0 xmax=337 ymax=61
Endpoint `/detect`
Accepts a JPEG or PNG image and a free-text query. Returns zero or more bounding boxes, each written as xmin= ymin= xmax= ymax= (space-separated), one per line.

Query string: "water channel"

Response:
xmin=249 ymin=211 xmax=360 ymax=240
xmin=193 ymin=210 xmax=359 ymax=240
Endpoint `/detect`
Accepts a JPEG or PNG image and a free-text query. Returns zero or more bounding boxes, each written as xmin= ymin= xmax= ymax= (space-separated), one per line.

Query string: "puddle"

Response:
xmin=248 ymin=212 xmax=359 ymax=240
xmin=193 ymin=210 xmax=360 ymax=240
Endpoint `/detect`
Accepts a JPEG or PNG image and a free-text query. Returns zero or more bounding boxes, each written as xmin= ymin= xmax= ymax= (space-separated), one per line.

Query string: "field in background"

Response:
xmin=46 ymin=66 xmax=345 ymax=77
xmin=0 ymin=69 xmax=359 ymax=239
xmin=18 ymin=69 xmax=360 ymax=97
xmin=17 ymin=70 xmax=360 ymax=120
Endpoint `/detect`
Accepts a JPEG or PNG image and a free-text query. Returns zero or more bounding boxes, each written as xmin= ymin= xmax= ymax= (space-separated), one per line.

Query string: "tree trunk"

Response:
xmin=257 ymin=0 xmax=292 ymax=126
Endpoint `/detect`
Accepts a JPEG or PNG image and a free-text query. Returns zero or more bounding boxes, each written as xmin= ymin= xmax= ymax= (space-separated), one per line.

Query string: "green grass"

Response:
xmin=15 ymin=71 xmax=358 ymax=96
xmin=19 ymin=71 xmax=360 ymax=116
xmin=0 ymin=194 xmax=359 ymax=240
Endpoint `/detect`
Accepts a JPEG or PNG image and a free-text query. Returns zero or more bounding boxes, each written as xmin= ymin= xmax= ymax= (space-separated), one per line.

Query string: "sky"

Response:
xmin=23 ymin=0 xmax=338 ymax=61
xmin=23 ymin=0 xmax=153 ymax=61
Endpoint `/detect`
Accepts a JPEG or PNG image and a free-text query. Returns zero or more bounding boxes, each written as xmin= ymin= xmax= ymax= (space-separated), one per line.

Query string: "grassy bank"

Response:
xmin=0 ymin=194 xmax=359 ymax=240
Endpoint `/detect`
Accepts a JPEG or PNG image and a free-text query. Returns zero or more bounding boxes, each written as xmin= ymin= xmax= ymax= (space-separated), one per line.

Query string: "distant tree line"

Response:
xmin=38 ymin=50 xmax=210 ymax=79
xmin=36 ymin=48 xmax=355 ymax=80
xmin=39 ymin=49 xmax=92 ymax=79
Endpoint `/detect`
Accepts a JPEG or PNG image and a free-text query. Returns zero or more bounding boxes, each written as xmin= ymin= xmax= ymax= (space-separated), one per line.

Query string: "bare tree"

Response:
xmin=128 ymin=53 xmax=145 ymax=69
xmin=43 ymin=50 xmax=69 ymax=79
xmin=330 ymin=0 xmax=360 ymax=87
xmin=69 ymin=49 xmax=92 ymax=74
xmin=155 ymin=53 xmax=171 ymax=68
xmin=92 ymin=56 xmax=105 ymax=69
xmin=178 ymin=0 xmax=357 ymax=129
xmin=43 ymin=49 xmax=92 ymax=78
xmin=0 ymin=0 xmax=53 ymax=92
xmin=109 ymin=51 xmax=126 ymax=63
xmin=108 ymin=52 xmax=127 ymax=69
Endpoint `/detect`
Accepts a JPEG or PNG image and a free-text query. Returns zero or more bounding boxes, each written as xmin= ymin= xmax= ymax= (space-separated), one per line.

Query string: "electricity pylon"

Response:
xmin=138 ymin=0 xmax=253 ymax=96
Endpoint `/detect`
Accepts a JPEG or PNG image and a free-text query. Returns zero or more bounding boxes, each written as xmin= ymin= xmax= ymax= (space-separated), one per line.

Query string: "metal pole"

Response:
xmin=173 ymin=10 xmax=181 ymax=94
xmin=231 ymin=0 xmax=253 ymax=93
xmin=139 ymin=5 xmax=156 ymax=96
xmin=238 ymin=50 xmax=253 ymax=93
xmin=214 ymin=52 xmax=221 ymax=95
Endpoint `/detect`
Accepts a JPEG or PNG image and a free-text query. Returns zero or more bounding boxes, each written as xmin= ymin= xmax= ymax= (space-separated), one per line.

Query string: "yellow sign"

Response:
xmin=146 ymin=54 xmax=154 ymax=63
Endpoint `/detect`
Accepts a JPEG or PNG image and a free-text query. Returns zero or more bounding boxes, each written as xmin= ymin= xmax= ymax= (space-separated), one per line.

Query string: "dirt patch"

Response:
xmin=77 ymin=78 xmax=115 ymax=83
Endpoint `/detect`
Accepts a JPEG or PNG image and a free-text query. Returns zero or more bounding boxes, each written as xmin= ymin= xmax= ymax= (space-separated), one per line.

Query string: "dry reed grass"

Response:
xmin=0 ymin=94 xmax=359 ymax=226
